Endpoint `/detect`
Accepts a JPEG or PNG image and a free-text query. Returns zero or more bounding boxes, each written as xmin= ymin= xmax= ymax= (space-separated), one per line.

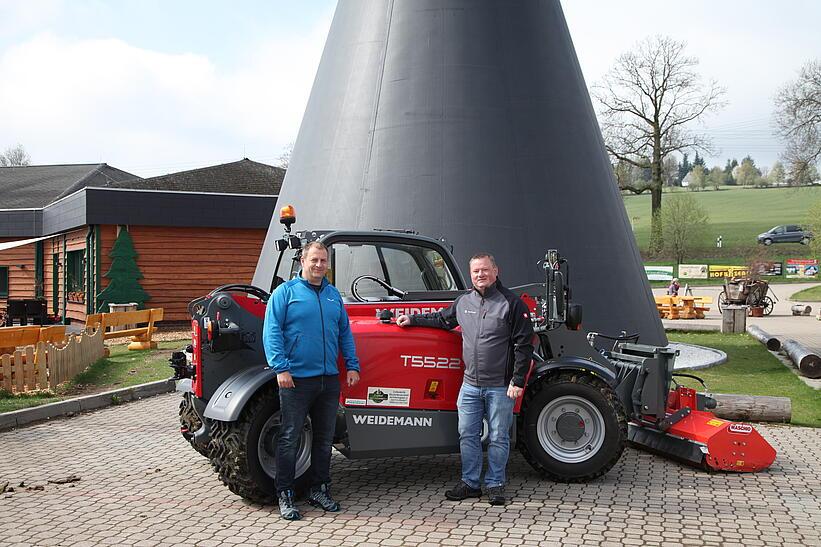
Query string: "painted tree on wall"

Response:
xmin=96 ymin=228 xmax=150 ymax=311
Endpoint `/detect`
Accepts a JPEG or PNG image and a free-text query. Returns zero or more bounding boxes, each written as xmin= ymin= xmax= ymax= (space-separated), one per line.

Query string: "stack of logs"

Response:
xmin=748 ymin=324 xmax=821 ymax=379
xmin=695 ymin=324 xmax=821 ymax=424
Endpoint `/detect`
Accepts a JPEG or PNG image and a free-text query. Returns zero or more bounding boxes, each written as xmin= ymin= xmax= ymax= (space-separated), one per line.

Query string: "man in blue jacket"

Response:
xmin=263 ymin=241 xmax=360 ymax=521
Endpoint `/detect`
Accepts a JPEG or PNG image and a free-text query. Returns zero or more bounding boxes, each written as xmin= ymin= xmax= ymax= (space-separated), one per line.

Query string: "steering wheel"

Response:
xmin=350 ymin=275 xmax=407 ymax=302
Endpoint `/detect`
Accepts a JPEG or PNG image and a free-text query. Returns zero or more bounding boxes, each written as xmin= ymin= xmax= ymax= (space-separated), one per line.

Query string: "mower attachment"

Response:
xmin=630 ymin=386 xmax=776 ymax=472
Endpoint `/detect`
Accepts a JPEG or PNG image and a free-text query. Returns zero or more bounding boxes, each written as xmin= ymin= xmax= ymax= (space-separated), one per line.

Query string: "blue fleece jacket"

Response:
xmin=263 ymin=276 xmax=360 ymax=377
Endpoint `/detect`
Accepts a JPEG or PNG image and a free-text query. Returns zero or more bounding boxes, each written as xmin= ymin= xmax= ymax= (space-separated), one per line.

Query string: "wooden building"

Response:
xmin=1 ymin=159 xmax=283 ymax=323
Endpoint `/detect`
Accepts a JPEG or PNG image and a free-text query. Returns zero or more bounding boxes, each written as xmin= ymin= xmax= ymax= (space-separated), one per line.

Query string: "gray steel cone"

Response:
xmin=254 ymin=0 xmax=665 ymax=345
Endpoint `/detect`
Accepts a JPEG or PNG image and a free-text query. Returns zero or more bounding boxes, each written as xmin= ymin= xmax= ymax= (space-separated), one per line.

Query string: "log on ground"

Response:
xmin=706 ymin=393 xmax=792 ymax=423
xmin=746 ymin=325 xmax=781 ymax=351
xmin=782 ymin=338 xmax=821 ymax=379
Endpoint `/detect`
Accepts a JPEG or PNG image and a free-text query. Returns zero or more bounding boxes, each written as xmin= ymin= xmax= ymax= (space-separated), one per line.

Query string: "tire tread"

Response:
xmin=517 ymin=371 xmax=627 ymax=483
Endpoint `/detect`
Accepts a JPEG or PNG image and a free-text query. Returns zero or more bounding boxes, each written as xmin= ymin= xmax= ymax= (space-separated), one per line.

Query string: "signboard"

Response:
xmin=786 ymin=258 xmax=819 ymax=278
xmin=755 ymin=262 xmax=783 ymax=277
xmin=678 ymin=264 xmax=708 ymax=279
xmin=708 ymin=265 xmax=749 ymax=279
xmin=645 ymin=266 xmax=674 ymax=281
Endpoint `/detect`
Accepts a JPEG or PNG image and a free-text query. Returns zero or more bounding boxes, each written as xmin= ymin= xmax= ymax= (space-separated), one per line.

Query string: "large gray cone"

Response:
xmin=254 ymin=0 xmax=666 ymax=345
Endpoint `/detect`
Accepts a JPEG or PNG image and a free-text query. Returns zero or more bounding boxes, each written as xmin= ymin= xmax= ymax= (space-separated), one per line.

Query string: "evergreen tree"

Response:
xmin=693 ymin=152 xmax=706 ymax=168
xmin=677 ymin=153 xmax=692 ymax=185
xmin=723 ymin=158 xmax=738 ymax=185
xmin=96 ymin=228 xmax=150 ymax=312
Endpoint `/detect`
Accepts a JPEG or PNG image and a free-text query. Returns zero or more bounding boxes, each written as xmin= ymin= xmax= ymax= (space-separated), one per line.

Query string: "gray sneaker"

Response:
xmin=278 ymin=489 xmax=301 ymax=520
xmin=307 ymin=483 xmax=341 ymax=512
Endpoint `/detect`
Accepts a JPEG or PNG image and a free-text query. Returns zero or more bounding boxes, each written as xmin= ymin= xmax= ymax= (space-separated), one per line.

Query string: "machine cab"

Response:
xmin=272 ymin=230 xmax=466 ymax=300
xmin=270 ymin=227 xmax=470 ymax=416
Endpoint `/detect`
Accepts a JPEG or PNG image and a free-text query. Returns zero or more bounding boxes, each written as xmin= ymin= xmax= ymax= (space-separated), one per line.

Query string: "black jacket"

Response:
xmin=409 ymin=280 xmax=534 ymax=387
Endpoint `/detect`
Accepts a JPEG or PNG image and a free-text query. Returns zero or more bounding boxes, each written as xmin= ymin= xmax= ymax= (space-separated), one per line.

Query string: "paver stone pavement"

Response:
xmin=0 ymin=393 xmax=819 ymax=546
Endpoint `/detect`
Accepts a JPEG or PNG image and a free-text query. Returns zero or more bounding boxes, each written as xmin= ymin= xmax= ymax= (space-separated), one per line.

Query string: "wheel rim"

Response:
xmin=258 ymin=412 xmax=312 ymax=480
xmin=536 ymin=395 xmax=606 ymax=463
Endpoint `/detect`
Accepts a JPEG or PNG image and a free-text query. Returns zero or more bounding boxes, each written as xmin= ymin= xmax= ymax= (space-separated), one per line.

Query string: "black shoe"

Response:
xmin=486 ymin=485 xmax=506 ymax=506
xmin=445 ymin=480 xmax=482 ymax=501
xmin=278 ymin=489 xmax=301 ymax=520
xmin=307 ymin=483 xmax=341 ymax=512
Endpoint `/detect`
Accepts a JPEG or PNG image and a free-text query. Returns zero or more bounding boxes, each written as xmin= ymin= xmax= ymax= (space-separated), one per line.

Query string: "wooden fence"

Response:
xmin=0 ymin=328 xmax=105 ymax=393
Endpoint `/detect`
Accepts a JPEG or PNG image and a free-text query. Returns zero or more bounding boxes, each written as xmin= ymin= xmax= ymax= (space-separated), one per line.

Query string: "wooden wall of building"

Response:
xmin=0 ymin=238 xmax=36 ymax=311
xmin=4 ymin=225 xmax=265 ymax=324
xmin=42 ymin=228 xmax=89 ymax=323
xmin=97 ymin=225 xmax=266 ymax=322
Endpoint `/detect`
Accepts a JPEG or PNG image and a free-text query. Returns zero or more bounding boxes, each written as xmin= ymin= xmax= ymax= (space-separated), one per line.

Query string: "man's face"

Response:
xmin=301 ymin=246 xmax=329 ymax=285
xmin=470 ymin=257 xmax=498 ymax=292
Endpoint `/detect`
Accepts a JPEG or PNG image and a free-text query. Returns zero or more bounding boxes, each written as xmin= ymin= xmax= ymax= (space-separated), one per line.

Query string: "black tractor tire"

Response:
xmin=518 ymin=371 xmax=626 ymax=482
xmin=179 ymin=392 xmax=209 ymax=458
xmin=208 ymin=385 xmax=312 ymax=505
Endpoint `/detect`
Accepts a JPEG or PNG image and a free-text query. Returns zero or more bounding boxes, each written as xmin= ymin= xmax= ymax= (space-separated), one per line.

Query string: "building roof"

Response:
xmin=0 ymin=164 xmax=141 ymax=209
xmin=103 ymin=159 xmax=284 ymax=195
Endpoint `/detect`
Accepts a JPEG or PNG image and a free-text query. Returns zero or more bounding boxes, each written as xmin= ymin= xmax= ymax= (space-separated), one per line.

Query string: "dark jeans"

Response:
xmin=276 ymin=374 xmax=340 ymax=493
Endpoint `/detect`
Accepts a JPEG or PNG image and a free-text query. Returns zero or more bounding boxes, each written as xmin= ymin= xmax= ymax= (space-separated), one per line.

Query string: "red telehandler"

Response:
xmin=171 ymin=206 xmax=776 ymax=504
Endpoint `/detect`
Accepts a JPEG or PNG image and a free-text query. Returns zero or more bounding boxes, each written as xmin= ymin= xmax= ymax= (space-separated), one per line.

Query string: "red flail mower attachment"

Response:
xmin=631 ymin=386 xmax=777 ymax=472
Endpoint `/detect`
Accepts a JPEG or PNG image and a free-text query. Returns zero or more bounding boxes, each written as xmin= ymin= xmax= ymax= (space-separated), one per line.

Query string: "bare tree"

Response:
xmin=276 ymin=142 xmax=294 ymax=170
xmin=774 ymin=59 xmax=820 ymax=184
xmin=660 ymin=193 xmax=709 ymax=264
xmin=594 ymin=36 xmax=725 ymax=252
xmin=0 ymin=143 xmax=31 ymax=166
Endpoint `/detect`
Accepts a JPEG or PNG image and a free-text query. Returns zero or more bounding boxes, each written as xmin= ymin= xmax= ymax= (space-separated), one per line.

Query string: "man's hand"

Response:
xmin=347 ymin=370 xmax=360 ymax=387
xmin=277 ymin=371 xmax=295 ymax=389
xmin=396 ymin=314 xmax=411 ymax=327
xmin=507 ymin=383 xmax=523 ymax=400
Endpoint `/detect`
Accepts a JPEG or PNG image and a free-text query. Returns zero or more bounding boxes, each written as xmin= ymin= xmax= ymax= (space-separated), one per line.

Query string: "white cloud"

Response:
xmin=0 ymin=17 xmax=329 ymax=176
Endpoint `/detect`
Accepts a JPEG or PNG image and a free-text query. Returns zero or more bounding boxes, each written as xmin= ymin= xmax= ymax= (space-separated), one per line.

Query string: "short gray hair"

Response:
xmin=302 ymin=241 xmax=328 ymax=255
xmin=469 ymin=253 xmax=496 ymax=267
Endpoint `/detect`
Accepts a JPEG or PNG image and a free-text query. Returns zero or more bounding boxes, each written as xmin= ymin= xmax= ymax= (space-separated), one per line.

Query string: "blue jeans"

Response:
xmin=276 ymin=375 xmax=340 ymax=493
xmin=457 ymin=382 xmax=515 ymax=489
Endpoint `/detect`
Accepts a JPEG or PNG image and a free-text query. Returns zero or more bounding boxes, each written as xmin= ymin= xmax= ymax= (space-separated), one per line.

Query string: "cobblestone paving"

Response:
xmin=1 ymin=394 xmax=819 ymax=547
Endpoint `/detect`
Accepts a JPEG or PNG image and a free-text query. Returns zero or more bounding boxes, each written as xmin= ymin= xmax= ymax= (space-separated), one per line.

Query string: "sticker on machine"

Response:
xmin=728 ymin=423 xmax=753 ymax=434
xmin=367 ymin=387 xmax=411 ymax=407
xmin=345 ymin=398 xmax=367 ymax=406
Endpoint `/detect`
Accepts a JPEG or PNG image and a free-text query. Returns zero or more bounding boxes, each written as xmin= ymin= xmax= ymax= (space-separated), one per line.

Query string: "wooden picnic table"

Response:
xmin=655 ymin=295 xmax=712 ymax=320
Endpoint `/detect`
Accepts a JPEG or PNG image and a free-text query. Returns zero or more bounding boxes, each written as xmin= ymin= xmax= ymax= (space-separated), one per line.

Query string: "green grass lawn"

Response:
xmin=623 ymin=185 xmax=821 ymax=257
xmin=790 ymin=285 xmax=821 ymax=301
xmin=668 ymin=331 xmax=820 ymax=427
xmin=0 ymin=340 xmax=184 ymax=413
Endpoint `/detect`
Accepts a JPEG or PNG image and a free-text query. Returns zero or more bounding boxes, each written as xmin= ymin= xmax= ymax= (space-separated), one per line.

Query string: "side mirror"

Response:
xmin=565 ymin=303 xmax=583 ymax=331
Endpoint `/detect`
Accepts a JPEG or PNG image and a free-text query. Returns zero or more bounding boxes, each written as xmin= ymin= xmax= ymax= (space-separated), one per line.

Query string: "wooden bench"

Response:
xmin=0 ymin=325 xmax=68 ymax=361
xmin=655 ymin=296 xmax=679 ymax=319
xmin=85 ymin=308 xmax=164 ymax=350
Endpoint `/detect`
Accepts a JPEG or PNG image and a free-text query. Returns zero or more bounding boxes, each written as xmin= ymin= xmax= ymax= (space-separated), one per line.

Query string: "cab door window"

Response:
xmin=332 ymin=243 xmax=387 ymax=300
xmin=329 ymin=240 xmax=459 ymax=301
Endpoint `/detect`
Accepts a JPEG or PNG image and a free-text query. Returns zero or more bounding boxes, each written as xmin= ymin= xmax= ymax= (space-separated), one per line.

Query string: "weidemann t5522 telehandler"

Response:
xmin=172 ymin=206 xmax=776 ymax=504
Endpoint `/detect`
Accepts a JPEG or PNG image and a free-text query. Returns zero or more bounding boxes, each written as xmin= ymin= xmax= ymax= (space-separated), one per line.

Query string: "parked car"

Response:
xmin=757 ymin=225 xmax=813 ymax=245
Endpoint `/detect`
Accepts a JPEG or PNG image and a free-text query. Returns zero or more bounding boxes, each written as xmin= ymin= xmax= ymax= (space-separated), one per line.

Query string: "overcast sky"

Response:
xmin=1 ymin=0 xmax=818 ymax=177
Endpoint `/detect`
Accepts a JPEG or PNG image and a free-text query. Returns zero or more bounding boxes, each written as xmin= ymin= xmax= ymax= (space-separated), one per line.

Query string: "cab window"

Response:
xmin=329 ymin=241 xmax=458 ymax=301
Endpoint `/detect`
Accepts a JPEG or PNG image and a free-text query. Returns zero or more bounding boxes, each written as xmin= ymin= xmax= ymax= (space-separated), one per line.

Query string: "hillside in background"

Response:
xmin=623 ymin=186 xmax=821 ymax=259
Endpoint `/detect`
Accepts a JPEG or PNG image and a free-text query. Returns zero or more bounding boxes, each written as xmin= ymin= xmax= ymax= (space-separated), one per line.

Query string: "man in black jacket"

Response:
xmin=397 ymin=253 xmax=534 ymax=505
